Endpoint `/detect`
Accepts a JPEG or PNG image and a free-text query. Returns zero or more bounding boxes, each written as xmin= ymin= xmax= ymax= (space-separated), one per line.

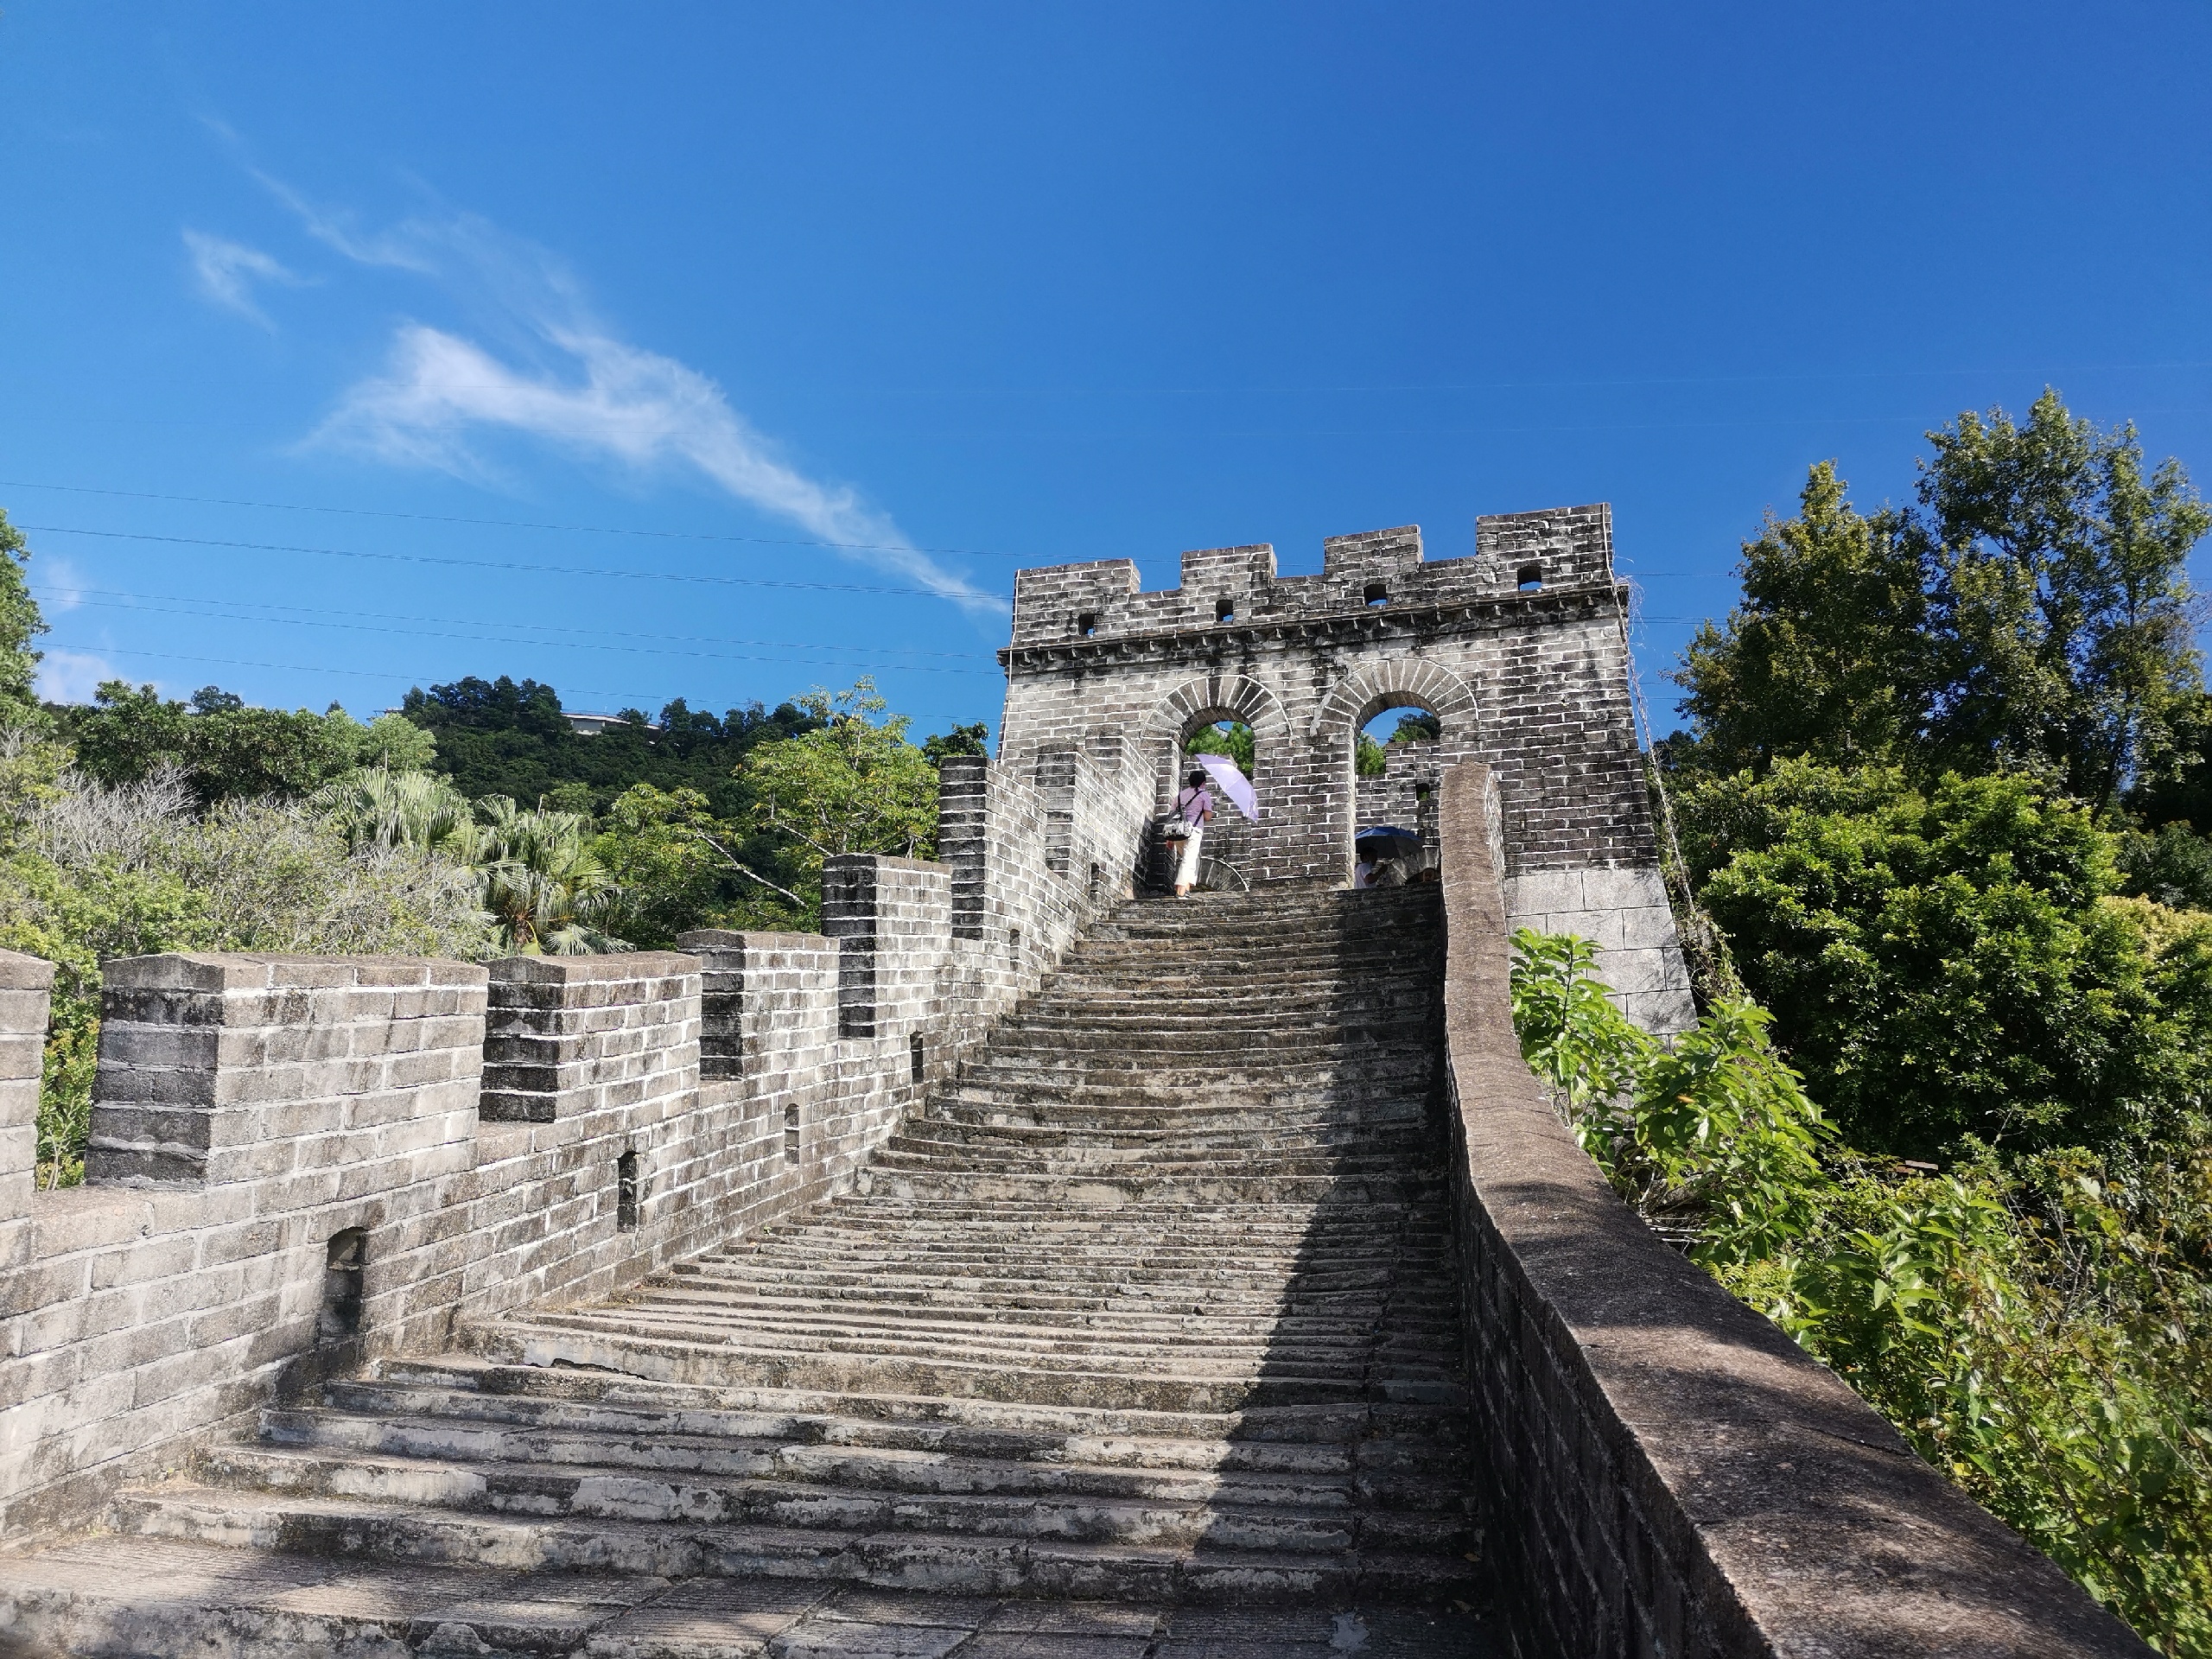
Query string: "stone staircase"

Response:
xmin=0 ymin=885 xmax=1490 ymax=1656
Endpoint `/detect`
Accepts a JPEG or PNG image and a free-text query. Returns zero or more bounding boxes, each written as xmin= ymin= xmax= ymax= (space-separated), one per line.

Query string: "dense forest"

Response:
xmin=1520 ymin=391 xmax=2212 ymax=1653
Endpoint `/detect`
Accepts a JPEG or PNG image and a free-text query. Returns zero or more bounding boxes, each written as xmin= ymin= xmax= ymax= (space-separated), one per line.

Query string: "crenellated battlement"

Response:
xmin=1007 ymin=506 xmax=1618 ymax=652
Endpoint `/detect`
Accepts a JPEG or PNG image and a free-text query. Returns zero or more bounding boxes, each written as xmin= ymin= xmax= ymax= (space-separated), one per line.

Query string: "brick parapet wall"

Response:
xmin=0 ymin=950 xmax=55 ymax=1219
xmin=1434 ymin=760 xmax=2152 ymax=1657
xmin=0 ymin=743 xmax=1149 ymax=1545
xmin=0 ymin=954 xmax=489 ymax=1540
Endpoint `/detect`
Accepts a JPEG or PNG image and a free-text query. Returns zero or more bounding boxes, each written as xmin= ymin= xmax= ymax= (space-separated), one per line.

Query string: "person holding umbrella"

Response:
xmin=1354 ymin=825 xmax=1421 ymax=889
xmin=1168 ymin=767 xmax=1214 ymax=897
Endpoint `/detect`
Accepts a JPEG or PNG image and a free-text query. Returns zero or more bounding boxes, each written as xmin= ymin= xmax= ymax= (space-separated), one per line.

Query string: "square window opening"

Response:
xmin=318 ymin=1229 xmax=366 ymax=1344
xmin=1516 ymin=563 xmax=1544 ymax=593
xmin=1215 ymin=598 xmax=1236 ymax=624
xmin=616 ymin=1149 xmax=640 ymax=1232
xmin=1077 ymin=613 xmax=1097 ymax=637
xmin=1363 ymin=581 xmax=1389 ymax=607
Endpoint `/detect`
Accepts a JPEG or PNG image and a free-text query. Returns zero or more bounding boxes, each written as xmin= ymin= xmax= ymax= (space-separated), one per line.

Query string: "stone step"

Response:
xmin=0 ymin=1537 xmax=1497 ymax=1656
xmin=474 ymin=1321 xmax=1469 ymax=1416
xmin=362 ymin=1357 xmax=1471 ymax=1449
xmin=289 ymin=1395 xmax=1465 ymax=1482
xmin=202 ymin=1441 xmax=1475 ymax=1542
xmin=490 ymin=1308 xmax=1464 ymax=1390
xmin=107 ymin=1485 xmax=1482 ymax=1605
xmin=857 ymin=1173 xmax=1446 ymax=1208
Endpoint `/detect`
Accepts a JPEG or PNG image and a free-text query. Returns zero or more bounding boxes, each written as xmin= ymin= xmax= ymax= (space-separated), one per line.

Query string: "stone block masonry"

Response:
xmin=1434 ymin=763 xmax=2149 ymax=1656
xmin=1000 ymin=505 xmax=1692 ymax=1028
xmin=0 ymin=750 xmax=1139 ymax=1546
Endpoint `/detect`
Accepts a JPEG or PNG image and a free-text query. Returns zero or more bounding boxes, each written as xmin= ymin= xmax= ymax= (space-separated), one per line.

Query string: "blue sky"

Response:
xmin=4 ymin=3 xmax=2210 ymax=742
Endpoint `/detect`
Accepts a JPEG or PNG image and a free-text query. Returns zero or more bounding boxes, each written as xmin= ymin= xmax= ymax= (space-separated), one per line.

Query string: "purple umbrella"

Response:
xmin=1194 ymin=754 xmax=1259 ymax=821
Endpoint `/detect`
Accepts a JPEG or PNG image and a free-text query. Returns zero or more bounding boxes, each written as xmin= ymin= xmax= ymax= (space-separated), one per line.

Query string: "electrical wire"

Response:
xmin=36 ymin=592 xmax=998 ymax=677
xmin=0 ymin=479 xmax=1048 ymax=562
xmin=17 ymin=524 xmax=1016 ymax=601
xmin=29 ymin=583 xmax=995 ymax=661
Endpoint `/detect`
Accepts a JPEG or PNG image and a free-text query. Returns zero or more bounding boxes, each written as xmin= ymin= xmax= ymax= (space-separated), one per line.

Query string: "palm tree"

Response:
xmin=474 ymin=796 xmax=627 ymax=956
xmin=313 ymin=767 xmax=480 ymax=857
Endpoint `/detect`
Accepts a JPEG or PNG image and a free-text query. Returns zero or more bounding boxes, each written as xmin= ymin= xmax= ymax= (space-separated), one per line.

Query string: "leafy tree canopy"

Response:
xmin=58 ymin=682 xmax=432 ymax=804
xmin=0 ymin=509 xmax=47 ymax=719
xmin=743 ymin=679 xmax=939 ymax=895
xmin=923 ymin=722 xmax=989 ymax=767
xmin=397 ymin=676 xmax=817 ymax=821
xmin=1185 ymin=720 xmax=1254 ymax=773
xmin=1680 ymin=760 xmax=2212 ymax=1160
xmin=1671 ymin=392 xmax=2209 ymax=807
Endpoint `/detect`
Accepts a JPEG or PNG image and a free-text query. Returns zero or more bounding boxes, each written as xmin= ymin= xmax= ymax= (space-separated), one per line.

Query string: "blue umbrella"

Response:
xmin=1356 ymin=825 xmax=1421 ymax=860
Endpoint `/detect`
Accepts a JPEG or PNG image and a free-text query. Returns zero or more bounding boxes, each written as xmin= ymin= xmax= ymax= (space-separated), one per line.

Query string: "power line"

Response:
xmin=18 ymin=524 xmax=1016 ymax=602
xmin=0 ymin=479 xmax=1054 ymax=563
xmin=30 ymin=583 xmax=995 ymax=661
xmin=37 ymin=592 xmax=1000 ymax=677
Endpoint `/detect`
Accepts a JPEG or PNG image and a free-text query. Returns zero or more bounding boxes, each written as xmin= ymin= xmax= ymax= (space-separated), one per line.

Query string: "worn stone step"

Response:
xmin=360 ymin=1357 xmax=1471 ymax=1450
xmin=200 ymin=1442 xmax=1476 ymax=1554
xmin=473 ymin=1322 xmax=1467 ymax=1416
xmin=109 ymin=1485 xmax=1481 ymax=1606
xmin=494 ymin=1310 xmax=1465 ymax=1391
xmin=284 ymin=1396 xmax=1467 ymax=1490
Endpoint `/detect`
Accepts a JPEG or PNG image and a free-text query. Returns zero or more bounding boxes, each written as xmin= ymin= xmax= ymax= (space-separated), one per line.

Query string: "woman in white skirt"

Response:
xmin=1171 ymin=767 xmax=1214 ymax=898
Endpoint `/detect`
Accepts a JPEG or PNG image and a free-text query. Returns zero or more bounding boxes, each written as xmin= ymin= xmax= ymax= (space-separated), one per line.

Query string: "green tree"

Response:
xmin=399 ymin=674 xmax=816 ymax=822
xmin=312 ymin=767 xmax=479 ymax=857
xmin=0 ymin=510 xmax=47 ymax=718
xmin=1185 ymin=720 xmax=1254 ymax=773
xmin=474 ymin=796 xmax=626 ymax=956
xmin=923 ymin=722 xmax=989 ymax=766
xmin=1682 ymin=760 xmax=2210 ymax=1160
xmin=1672 ymin=461 xmax=1930 ymax=777
xmin=1510 ymin=929 xmax=1829 ymax=1265
xmin=1919 ymin=391 xmax=2210 ymax=805
xmin=1512 ymin=938 xmax=2212 ymax=1654
xmin=743 ymin=679 xmax=939 ymax=902
xmin=591 ymin=784 xmax=752 ymax=949
xmin=1670 ymin=397 xmax=2209 ymax=807
xmin=60 ymin=683 xmax=423 ymax=803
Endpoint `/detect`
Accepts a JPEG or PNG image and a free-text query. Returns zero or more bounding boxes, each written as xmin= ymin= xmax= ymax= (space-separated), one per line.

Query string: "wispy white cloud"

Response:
xmin=250 ymin=169 xmax=438 ymax=273
xmin=311 ymin=322 xmax=999 ymax=614
xmin=182 ymin=229 xmax=303 ymax=326
xmin=36 ymin=649 xmax=121 ymax=705
xmin=35 ymin=553 xmax=88 ymax=613
xmin=270 ymin=188 xmax=1000 ymax=616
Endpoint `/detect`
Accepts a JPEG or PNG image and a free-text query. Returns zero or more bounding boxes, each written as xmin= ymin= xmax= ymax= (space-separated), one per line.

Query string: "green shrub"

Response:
xmin=1510 ymin=928 xmax=2212 ymax=1655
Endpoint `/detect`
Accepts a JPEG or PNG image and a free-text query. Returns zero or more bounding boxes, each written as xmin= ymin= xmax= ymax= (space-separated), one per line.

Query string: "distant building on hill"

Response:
xmin=563 ymin=712 xmax=658 ymax=737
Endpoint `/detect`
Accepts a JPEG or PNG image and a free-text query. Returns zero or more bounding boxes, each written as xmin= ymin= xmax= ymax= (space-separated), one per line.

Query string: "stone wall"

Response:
xmin=1433 ymin=761 xmax=2152 ymax=1657
xmin=999 ymin=505 xmax=1693 ymax=1029
xmin=0 ymin=749 xmax=1147 ymax=1545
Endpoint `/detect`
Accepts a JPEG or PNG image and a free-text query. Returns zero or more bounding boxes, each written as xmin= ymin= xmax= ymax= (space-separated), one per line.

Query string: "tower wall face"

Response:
xmin=997 ymin=505 xmax=1694 ymax=1030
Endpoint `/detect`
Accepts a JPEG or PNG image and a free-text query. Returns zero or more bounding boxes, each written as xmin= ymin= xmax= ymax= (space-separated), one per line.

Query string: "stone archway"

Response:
xmin=1144 ymin=672 xmax=1292 ymax=807
xmin=1312 ymin=661 xmax=1480 ymax=883
xmin=1141 ymin=673 xmax=1291 ymax=887
xmin=1309 ymin=659 xmax=1480 ymax=741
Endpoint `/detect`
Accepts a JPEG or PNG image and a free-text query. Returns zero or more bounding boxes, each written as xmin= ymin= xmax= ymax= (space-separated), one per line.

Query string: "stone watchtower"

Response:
xmin=996 ymin=505 xmax=1694 ymax=1030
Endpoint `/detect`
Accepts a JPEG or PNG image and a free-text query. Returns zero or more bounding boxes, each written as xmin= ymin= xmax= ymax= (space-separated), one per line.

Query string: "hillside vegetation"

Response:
xmin=1524 ymin=391 xmax=2212 ymax=1654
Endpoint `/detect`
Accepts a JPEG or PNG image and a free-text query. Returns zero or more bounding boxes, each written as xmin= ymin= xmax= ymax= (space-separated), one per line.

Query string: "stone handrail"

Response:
xmin=1434 ymin=760 xmax=2151 ymax=1656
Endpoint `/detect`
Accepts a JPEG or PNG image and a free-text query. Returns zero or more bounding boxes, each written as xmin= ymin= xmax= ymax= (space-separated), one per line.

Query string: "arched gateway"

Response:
xmin=998 ymin=507 xmax=1694 ymax=1031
